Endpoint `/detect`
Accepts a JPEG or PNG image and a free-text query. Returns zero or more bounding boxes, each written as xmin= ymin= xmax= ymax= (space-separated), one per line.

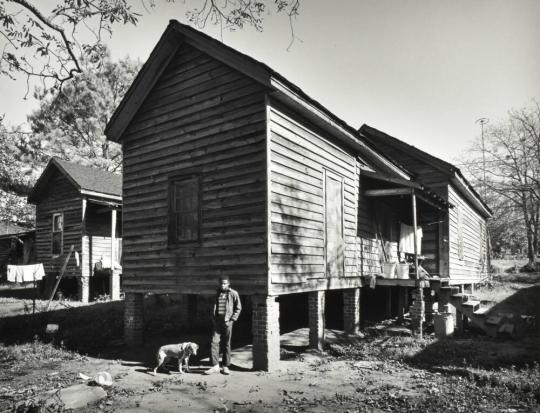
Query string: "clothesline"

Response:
xmin=7 ymin=264 xmax=45 ymax=283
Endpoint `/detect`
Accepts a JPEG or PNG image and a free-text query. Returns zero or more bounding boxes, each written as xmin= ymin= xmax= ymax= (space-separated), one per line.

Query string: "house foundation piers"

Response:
xmin=308 ymin=290 xmax=325 ymax=351
xmin=343 ymin=288 xmax=361 ymax=335
xmin=410 ymin=287 xmax=425 ymax=336
xmin=78 ymin=276 xmax=90 ymax=303
xmin=252 ymin=295 xmax=280 ymax=372
xmin=124 ymin=292 xmax=144 ymax=346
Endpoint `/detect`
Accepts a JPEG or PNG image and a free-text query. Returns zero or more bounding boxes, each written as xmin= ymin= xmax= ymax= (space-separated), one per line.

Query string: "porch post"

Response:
xmin=80 ymin=198 xmax=89 ymax=303
xmin=110 ymin=209 xmax=120 ymax=300
xmin=411 ymin=191 xmax=424 ymax=338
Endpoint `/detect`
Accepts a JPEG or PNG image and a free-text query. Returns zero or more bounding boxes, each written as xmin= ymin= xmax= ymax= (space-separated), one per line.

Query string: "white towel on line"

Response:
xmin=7 ymin=263 xmax=45 ymax=283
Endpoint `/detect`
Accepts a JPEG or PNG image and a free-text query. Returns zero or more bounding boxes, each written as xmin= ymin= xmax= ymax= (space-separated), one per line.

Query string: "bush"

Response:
xmin=520 ymin=262 xmax=540 ymax=273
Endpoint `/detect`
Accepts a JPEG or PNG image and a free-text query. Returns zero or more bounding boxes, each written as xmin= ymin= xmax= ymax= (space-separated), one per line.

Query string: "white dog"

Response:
xmin=152 ymin=342 xmax=199 ymax=375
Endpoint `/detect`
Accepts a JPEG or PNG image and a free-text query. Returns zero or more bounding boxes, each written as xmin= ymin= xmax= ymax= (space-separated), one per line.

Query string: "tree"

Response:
xmin=462 ymin=101 xmax=540 ymax=263
xmin=27 ymin=48 xmax=141 ymax=172
xmin=0 ymin=118 xmax=34 ymax=224
xmin=0 ymin=0 xmax=300 ymax=93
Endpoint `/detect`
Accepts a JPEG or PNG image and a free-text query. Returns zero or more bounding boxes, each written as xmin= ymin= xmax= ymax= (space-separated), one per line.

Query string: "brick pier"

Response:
xmin=343 ymin=288 xmax=361 ymax=335
xmin=124 ymin=292 xmax=144 ymax=346
xmin=309 ymin=290 xmax=325 ymax=350
xmin=252 ymin=295 xmax=280 ymax=371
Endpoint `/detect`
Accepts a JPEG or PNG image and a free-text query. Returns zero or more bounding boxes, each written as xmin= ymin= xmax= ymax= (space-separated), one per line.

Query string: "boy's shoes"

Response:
xmin=204 ymin=365 xmax=220 ymax=375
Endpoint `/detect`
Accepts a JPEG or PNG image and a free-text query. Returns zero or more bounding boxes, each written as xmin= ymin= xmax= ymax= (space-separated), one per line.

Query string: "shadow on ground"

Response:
xmin=0 ymin=284 xmax=38 ymax=300
xmin=409 ymin=283 xmax=540 ymax=372
xmin=0 ymin=298 xmax=255 ymax=372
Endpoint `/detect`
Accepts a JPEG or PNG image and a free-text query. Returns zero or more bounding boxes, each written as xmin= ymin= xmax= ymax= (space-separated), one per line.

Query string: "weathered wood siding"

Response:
xmin=120 ymin=43 xmax=268 ymax=295
xmin=268 ymin=105 xmax=362 ymax=295
xmin=448 ymin=185 xmax=488 ymax=280
xmin=35 ymin=172 xmax=82 ymax=277
xmin=421 ymin=224 xmax=439 ymax=275
xmin=81 ymin=236 xmax=122 ymax=277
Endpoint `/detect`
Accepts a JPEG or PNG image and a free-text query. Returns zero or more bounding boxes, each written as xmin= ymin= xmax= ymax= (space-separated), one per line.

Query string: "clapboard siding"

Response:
xmin=448 ymin=185 xmax=488 ymax=280
xmin=81 ymin=236 xmax=122 ymax=277
xmin=421 ymin=223 xmax=439 ymax=275
xmin=120 ymin=43 xmax=268 ymax=295
xmin=268 ymin=105 xmax=361 ymax=294
xmin=35 ymin=172 xmax=82 ymax=276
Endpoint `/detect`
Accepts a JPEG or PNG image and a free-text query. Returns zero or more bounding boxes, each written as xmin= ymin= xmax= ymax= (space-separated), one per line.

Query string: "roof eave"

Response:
xmin=28 ymin=158 xmax=82 ymax=204
xmin=80 ymin=189 xmax=122 ymax=202
xmin=269 ymin=77 xmax=412 ymax=180
xmin=450 ymin=172 xmax=492 ymax=218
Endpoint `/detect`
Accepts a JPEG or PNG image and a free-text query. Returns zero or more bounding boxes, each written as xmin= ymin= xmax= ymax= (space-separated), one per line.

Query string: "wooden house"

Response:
xmin=105 ymin=21 xmax=490 ymax=370
xmin=28 ymin=158 xmax=122 ymax=302
xmin=0 ymin=222 xmax=35 ymax=280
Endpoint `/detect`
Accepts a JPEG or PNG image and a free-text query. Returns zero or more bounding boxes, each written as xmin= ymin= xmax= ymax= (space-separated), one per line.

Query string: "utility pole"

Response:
xmin=476 ymin=118 xmax=489 ymax=201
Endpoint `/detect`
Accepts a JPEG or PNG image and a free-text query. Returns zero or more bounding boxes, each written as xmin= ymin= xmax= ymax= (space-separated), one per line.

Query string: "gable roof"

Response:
xmin=0 ymin=221 xmax=34 ymax=238
xmin=28 ymin=158 xmax=122 ymax=203
xmin=359 ymin=124 xmax=492 ymax=218
xmin=105 ymin=20 xmax=410 ymax=181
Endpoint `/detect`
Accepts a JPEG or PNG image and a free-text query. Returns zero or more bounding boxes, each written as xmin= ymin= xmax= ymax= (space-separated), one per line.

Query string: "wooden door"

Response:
xmin=325 ymin=171 xmax=344 ymax=277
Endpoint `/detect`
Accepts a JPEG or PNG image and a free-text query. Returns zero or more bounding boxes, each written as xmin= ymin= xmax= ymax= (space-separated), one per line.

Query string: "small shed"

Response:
xmin=360 ymin=125 xmax=492 ymax=283
xmin=0 ymin=222 xmax=35 ymax=281
xmin=104 ymin=21 xmax=487 ymax=371
xmin=27 ymin=158 xmax=122 ymax=302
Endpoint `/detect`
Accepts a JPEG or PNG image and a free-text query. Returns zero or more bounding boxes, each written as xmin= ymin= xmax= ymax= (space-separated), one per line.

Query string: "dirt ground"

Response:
xmin=1 ymin=281 xmax=540 ymax=412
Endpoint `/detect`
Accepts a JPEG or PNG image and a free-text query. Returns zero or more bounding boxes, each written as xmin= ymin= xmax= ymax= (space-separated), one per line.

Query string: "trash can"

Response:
xmin=434 ymin=312 xmax=454 ymax=338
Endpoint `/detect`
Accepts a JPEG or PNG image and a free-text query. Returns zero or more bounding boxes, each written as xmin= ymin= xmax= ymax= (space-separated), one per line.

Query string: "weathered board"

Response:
xmin=120 ymin=43 xmax=268 ymax=295
xmin=447 ymin=185 xmax=488 ymax=280
xmin=268 ymin=105 xmax=362 ymax=294
xmin=81 ymin=236 xmax=122 ymax=277
xmin=35 ymin=172 xmax=82 ymax=277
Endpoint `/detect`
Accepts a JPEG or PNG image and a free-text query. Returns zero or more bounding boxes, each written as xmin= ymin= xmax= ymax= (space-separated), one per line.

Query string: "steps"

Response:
xmin=430 ymin=280 xmax=506 ymax=337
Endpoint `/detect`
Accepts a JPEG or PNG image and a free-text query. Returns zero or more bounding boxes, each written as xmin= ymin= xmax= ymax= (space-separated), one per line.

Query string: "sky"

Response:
xmin=1 ymin=0 xmax=539 ymax=164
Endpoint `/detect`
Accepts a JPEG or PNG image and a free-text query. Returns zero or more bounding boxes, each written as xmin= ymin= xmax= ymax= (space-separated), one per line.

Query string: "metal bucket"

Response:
xmin=396 ymin=263 xmax=410 ymax=279
xmin=382 ymin=262 xmax=396 ymax=278
xmin=434 ymin=312 xmax=454 ymax=338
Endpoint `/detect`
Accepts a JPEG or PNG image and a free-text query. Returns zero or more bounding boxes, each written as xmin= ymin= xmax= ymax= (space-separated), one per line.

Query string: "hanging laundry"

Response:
xmin=399 ymin=223 xmax=423 ymax=255
xmin=7 ymin=263 xmax=45 ymax=283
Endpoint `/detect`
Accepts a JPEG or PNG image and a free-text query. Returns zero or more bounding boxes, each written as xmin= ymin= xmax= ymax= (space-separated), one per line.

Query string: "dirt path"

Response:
xmin=82 ymin=353 xmax=423 ymax=412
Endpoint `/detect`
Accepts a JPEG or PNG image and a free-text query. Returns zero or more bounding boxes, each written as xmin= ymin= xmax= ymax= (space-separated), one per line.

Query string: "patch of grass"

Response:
xmin=492 ymin=272 xmax=540 ymax=284
xmin=0 ymin=338 xmax=81 ymax=368
xmin=328 ymin=335 xmax=432 ymax=363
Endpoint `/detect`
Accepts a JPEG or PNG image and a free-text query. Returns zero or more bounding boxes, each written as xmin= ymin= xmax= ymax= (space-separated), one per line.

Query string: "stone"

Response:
xmin=45 ymin=324 xmax=59 ymax=335
xmin=44 ymin=384 xmax=107 ymax=410
xmin=352 ymin=360 xmax=383 ymax=370
xmin=385 ymin=327 xmax=412 ymax=337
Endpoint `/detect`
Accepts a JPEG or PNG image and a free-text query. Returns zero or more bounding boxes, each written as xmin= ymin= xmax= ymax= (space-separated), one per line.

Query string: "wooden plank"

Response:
xmin=365 ymin=188 xmax=412 ymax=197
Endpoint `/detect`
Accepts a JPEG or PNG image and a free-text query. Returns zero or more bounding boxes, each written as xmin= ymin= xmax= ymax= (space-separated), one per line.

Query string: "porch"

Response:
xmin=80 ymin=197 xmax=122 ymax=302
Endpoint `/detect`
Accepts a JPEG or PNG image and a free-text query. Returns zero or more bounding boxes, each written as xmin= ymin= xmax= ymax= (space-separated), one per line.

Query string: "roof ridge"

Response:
xmin=360 ymin=124 xmax=457 ymax=174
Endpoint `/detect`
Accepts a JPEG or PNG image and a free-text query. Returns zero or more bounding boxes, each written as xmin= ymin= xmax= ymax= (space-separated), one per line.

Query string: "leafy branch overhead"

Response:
xmin=0 ymin=0 xmax=140 ymax=93
xmin=0 ymin=0 xmax=301 ymax=93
